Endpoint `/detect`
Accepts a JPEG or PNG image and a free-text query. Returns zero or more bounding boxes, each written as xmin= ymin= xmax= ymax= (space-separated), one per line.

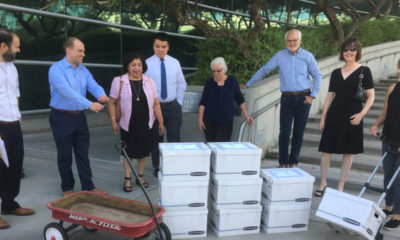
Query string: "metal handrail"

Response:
xmin=237 ymin=98 xmax=281 ymax=142
xmin=14 ymin=59 xmax=197 ymax=71
xmin=0 ymin=3 xmax=206 ymax=40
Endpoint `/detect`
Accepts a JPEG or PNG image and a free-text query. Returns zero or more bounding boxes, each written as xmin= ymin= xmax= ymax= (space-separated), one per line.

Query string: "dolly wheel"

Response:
xmin=44 ymin=222 xmax=69 ymax=240
xmin=375 ymin=232 xmax=384 ymax=240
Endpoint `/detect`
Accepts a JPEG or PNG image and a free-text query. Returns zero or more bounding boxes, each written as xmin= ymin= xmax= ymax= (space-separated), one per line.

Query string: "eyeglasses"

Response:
xmin=343 ymin=46 xmax=357 ymax=52
xmin=212 ymin=69 xmax=223 ymax=73
xmin=286 ymin=38 xmax=299 ymax=43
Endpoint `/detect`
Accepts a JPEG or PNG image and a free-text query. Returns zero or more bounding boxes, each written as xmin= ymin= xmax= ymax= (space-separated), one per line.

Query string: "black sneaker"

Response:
xmin=382 ymin=208 xmax=393 ymax=216
xmin=384 ymin=218 xmax=400 ymax=230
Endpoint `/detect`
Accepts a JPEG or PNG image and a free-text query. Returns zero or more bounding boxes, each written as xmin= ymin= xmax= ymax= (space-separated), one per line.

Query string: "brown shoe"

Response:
xmin=2 ymin=207 xmax=35 ymax=216
xmin=278 ymin=164 xmax=287 ymax=168
xmin=0 ymin=217 xmax=9 ymax=229
xmin=289 ymin=164 xmax=297 ymax=168
xmin=63 ymin=190 xmax=74 ymax=197
xmin=91 ymin=188 xmax=106 ymax=195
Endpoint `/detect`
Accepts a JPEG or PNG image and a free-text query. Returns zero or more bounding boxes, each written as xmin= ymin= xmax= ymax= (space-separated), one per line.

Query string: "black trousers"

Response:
xmin=0 ymin=122 xmax=24 ymax=212
xmin=49 ymin=109 xmax=95 ymax=191
xmin=203 ymin=119 xmax=233 ymax=142
xmin=151 ymin=101 xmax=182 ymax=169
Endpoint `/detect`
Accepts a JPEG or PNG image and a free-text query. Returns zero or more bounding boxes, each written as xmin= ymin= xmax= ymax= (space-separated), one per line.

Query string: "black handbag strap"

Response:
xmin=358 ymin=66 xmax=364 ymax=87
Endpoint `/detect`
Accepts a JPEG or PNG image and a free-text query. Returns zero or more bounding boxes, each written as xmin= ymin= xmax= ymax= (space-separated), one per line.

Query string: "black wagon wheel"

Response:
xmin=154 ymin=222 xmax=171 ymax=240
xmin=137 ymin=222 xmax=171 ymax=240
xmin=43 ymin=222 xmax=69 ymax=240
xmin=83 ymin=226 xmax=98 ymax=232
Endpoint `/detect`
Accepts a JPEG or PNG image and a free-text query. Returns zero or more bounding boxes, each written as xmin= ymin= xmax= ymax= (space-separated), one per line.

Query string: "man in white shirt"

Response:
xmin=146 ymin=33 xmax=187 ymax=177
xmin=0 ymin=29 xmax=35 ymax=230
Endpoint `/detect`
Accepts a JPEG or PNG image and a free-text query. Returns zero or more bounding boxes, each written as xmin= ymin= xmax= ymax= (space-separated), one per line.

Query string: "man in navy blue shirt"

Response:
xmin=48 ymin=37 xmax=108 ymax=197
xmin=242 ymin=29 xmax=322 ymax=168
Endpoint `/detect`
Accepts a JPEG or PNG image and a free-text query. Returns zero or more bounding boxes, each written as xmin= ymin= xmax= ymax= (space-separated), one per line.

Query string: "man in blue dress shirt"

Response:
xmin=146 ymin=33 xmax=187 ymax=177
xmin=242 ymin=29 xmax=322 ymax=168
xmin=48 ymin=37 xmax=108 ymax=196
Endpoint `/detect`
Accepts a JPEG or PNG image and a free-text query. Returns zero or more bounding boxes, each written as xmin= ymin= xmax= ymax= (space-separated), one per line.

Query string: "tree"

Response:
xmin=314 ymin=0 xmax=393 ymax=46
xmin=146 ymin=0 xmax=269 ymax=59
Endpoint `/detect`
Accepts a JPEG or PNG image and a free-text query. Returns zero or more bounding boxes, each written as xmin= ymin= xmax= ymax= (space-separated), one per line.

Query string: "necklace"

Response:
xmin=131 ymin=80 xmax=142 ymax=101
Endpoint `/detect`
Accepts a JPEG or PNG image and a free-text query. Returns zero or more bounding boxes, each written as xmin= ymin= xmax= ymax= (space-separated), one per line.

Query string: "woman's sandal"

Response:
xmin=315 ymin=186 xmax=327 ymax=197
xmin=136 ymin=174 xmax=149 ymax=188
xmin=123 ymin=177 xmax=132 ymax=192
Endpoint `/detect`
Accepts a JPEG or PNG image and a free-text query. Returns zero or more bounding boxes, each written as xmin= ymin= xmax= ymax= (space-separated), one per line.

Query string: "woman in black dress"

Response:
xmin=108 ymin=53 xmax=164 ymax=192
xmin=315 ymin=38 xmax=375 ymax=196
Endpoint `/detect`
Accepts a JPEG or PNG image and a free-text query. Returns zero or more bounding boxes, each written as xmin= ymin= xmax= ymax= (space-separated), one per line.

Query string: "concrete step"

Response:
xmin=261 ymin=158 xmax=383 ymax=192
xmin=265 ymin=146 xmax=383 ymax=173
xmin=308 ymin=114 xmax=376 ymax=127
xmin=305 ymin=122 xmax=382 ymax=141
xmin=380 ymin=78 xmax=397 ymax=83
xmin=302 ymin=132 xmax=381 ymax=155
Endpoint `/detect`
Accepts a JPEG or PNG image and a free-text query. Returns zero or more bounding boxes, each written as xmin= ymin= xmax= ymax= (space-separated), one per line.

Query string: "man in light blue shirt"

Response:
xmin=243 ymin=29 xmax=322 ymax=168
xmin=146 ymin=33 xmax=187 ymax=177
xmin=48 ymin=37 xmax=108 ymax=197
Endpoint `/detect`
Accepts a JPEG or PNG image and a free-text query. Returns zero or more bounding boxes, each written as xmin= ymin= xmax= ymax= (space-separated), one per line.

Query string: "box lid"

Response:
xmin=213 ymin=177 xmax=262 ymax=186
xmin=160 ymin=177 xmax=209 ymax=187
xmin=159 ymin=142 xmax=211 ymax=156
xmin=212 ymin=203 xmax=262 ymax=213
xmin=260 ymin=168 xmax=315 ymax=183
xmin=207 ymin=142 xmax=262 ymax=155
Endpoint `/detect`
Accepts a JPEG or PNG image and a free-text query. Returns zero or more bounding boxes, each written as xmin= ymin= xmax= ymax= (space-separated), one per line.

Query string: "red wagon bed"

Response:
xmin=44 ymin=191 xmax=170 ymax=240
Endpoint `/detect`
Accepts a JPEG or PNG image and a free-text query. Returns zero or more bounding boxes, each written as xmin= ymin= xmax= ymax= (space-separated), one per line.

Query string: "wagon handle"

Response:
xmin=114 ymin=141 xmax=165 ymax=240
xmin=114 ymin=141 xmax=127 ymax=152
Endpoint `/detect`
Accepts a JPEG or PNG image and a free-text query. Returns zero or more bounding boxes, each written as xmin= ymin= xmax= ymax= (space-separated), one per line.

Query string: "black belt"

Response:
xmin=0 ymin=120 xmax=19 ymax=126
xmin=160 ymin=99 xmax=176 ymax=106
xmin=53 ymin=108 xmax=82 ymax=114
xmin=282 ymin=89 xmax=310 ymax=96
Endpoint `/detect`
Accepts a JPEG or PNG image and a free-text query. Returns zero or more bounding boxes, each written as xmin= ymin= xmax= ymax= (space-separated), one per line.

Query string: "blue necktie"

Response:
xmin=160 ymin=58 xmax=167 ymax=100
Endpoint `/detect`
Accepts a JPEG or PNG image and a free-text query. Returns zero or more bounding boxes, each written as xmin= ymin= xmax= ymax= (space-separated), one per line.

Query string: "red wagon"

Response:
xmin=44 ymin=191 xmax=170 ymax=240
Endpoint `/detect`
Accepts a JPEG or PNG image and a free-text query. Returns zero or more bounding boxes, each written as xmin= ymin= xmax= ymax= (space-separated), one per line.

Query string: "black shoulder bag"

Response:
xmin=354 ymin=66 xmax=367 ymax=103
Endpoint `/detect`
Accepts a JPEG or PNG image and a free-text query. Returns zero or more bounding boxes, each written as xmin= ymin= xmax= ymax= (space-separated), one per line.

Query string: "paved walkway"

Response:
xmin=1 ymin=124 xmax=399 ymax=240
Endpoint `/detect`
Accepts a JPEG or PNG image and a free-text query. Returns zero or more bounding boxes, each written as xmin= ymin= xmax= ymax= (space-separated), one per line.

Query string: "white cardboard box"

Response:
xmin=261 ymin=168 xmax=314 ymax=202
xmin=159 ymin=176 xmax=208 ymax=208
xmin=316 ymin=188 xmax=385 ymax=240
xmin=261 ymin=198 xmax=311 ymax=233
xmin=159 ymin=142 xmax=211 ymax=181
xmin=209 ymin=203 xmax=262 ymax=237
xmin=162 ymin=208 xmax=208 ymax=239
xmin=207 ymin=142 xmax=261 ymax=179
xmin=210 ymin=177 xmax=262 ymax=205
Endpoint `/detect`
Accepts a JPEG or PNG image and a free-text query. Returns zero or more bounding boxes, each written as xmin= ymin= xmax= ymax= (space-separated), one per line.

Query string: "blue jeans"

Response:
xmin=279 ymin=94 xmax=311 ymax=165
xmin=382 ymin=141 xmax=400 ymax=214
xmin=49 ymin=109 xmax=95 ymax=191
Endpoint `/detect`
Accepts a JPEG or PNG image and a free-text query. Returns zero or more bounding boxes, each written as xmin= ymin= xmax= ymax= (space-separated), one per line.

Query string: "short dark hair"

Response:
xmin=122 ymin=52 xmax=148 ymax=74
xmin=153 ymin=32 xmax=170 ymax=45
xmin=63 ymin=37 xmax=78 ymax=52
xmin=339 ymin=37 xmax=362 ymax=61
xmin=0 ymin=29 xmax=14 ymax=47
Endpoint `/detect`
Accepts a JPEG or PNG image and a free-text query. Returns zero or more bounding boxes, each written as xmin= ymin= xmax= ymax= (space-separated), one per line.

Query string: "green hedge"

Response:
xmin=192 ymin=18 xmax=400 ymax=85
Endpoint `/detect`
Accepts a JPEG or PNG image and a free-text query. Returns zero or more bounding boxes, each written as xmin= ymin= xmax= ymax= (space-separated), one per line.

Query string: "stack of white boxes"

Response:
xmin=207 ymin=142 xmax=263 ymax=237
xmin=158 ymin=143 xmax=211 ymax=239
xmin=260 ymin=168 xmax=315 ymax=233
